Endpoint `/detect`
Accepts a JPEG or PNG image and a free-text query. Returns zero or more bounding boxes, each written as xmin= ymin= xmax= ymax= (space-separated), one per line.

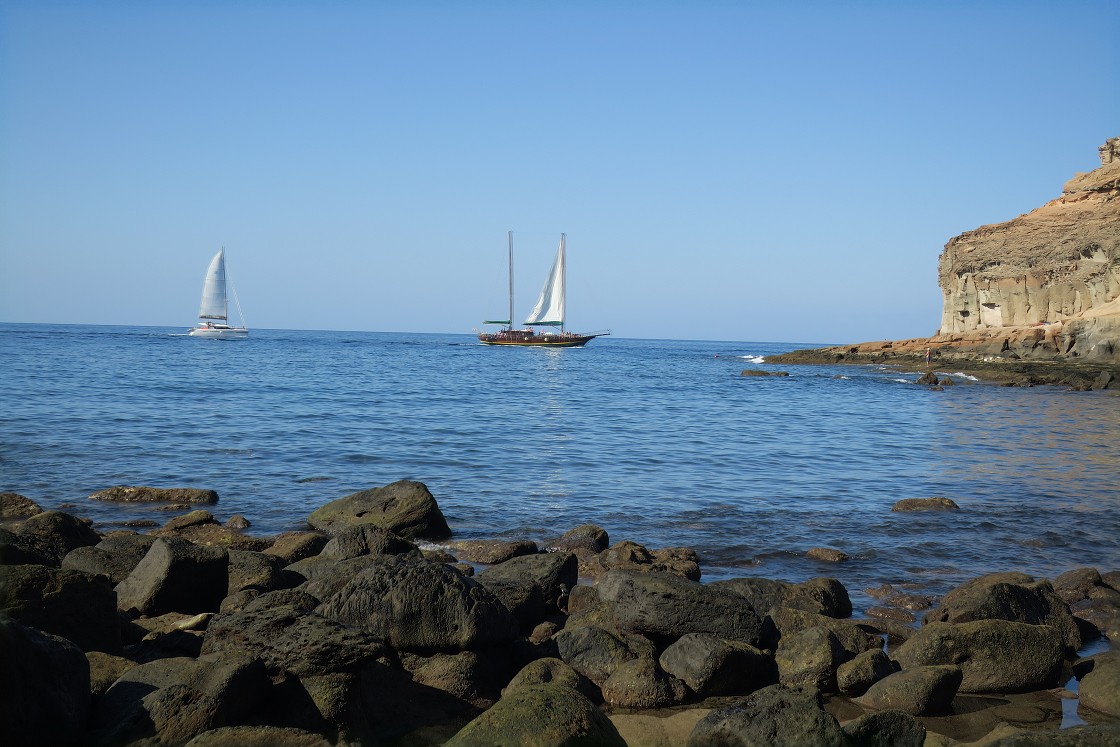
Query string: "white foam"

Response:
xmin=951 ymin=372 xmax=979 ymax=381
xmin=737 ymin=355 xmax=766 ymax=364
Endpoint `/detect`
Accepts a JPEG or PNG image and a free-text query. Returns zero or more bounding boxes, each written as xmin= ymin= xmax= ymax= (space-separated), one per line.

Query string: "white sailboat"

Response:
xmin=188 ymin=248 xmax=248 ymax=339
xmin=479 ymin=232 xmax=608 ymax=347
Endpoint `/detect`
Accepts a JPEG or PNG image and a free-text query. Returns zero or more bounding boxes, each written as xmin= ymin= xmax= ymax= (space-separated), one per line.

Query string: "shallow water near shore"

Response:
xmin=3 ymin=323 xmax=1118 ymax=614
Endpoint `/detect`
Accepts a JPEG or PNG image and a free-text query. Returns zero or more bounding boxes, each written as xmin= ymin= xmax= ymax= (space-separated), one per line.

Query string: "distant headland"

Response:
xmin=771 ymin=136 xmax=1120 ymax=389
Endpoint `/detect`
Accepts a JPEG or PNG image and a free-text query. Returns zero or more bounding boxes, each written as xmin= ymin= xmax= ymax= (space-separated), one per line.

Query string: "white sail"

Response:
xmin=197 ymin=249 xmax=229 ymax=321
xmin=523 ymin=235 xmax=565 ymax=327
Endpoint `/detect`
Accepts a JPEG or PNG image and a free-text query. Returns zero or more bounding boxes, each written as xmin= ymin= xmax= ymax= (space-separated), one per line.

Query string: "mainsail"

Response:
xmin=522 ymin=235 xmax=565 ymax=327
xmin=197 ymin=249 xmax=229 ymax=321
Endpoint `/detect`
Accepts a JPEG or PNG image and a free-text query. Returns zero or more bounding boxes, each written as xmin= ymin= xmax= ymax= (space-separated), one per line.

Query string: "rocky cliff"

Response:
xmin=935 ymin=137 xmax=1120 ymax=361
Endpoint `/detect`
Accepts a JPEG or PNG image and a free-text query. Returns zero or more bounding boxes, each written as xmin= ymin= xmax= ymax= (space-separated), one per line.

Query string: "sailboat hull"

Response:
xmin=478 ymin=330 xmax=600 ymax=347
xmin=189 ymin=325 xmax=248 ymax=340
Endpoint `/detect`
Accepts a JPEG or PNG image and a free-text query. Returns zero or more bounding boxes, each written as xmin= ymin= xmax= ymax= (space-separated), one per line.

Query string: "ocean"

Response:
xmin=2 ymin=323 xmax=1118 ymax=614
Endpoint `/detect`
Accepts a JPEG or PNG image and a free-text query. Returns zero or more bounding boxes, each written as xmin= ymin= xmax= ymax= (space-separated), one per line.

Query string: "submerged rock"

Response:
xmin=89 ymin=486 xmax=219 ymax=504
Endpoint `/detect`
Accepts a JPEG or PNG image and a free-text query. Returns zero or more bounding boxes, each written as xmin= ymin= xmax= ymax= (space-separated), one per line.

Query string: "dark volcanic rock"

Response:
xmin=775 ymin=625 xmax=847 ymax=691
xmin=0 ymin=526 xmax=54 ymax=565
xmin=14 ymin=510 xmax=101 ymax=565
xmin=307 ymin=479 xmax=451 ymax=539
xmin=0 ymin=616 xmax=91 ymax=747
xmin=89 ymin=485 xmax=219 ymax=504
xmin=115 ymin=536 xmax=230 ymax=616
xmin=853 ymin=665 xmax=962 ymax=716
xmin=315 ymin=554 xmax=519 ymax=650
xmin=0 ymin=491 xmax=44 ymax=522
xmin=658 ymin=632 xmax=776 ymax=696
xmin=711 ymin=576 xmax=853 ymax=618
xmin=891 ymin=497 xmax=960 ymax=512
xmin=319 ymin=524 xmax=417 ymax=560
xmin=922 ymin=571 xmax=1081 ymax=653
xmin=767 ymin=607 xmax=882 ymax=658
xmin=688 ymin=684 xmax=846 ymax=747
xmin=226 ymin=549 xmax=287 ymax=595
xmin=0 ymin=563 xmax=122 ymax=653
xmin=842 ymin=710 xmax=926 ymax=747
xmin=449 ymin=539 xmax=538 ymax=565
xmin=554 ymin=624 xmax=637 ymax=687
xmin=548 ymin=524 xmax=610 ymax=554
xmin=445 ymin=683 xmax=626 ymax=747
xmin=1078 ymin=651 xmax=1120 ymax=718
xmin=264 ymin=531 xmax=330 ymax=564
xmin=185 ymin=725 xmax=335 ymax=746
xmin=593 ymin=541 xmax=701 ymax=580
xmin=600 ymin=656 xmax=687 ymax=708
xmin=596 ymin=569 xmax=763 ymax=646
xmin=836 ymin=648 xmax=898 ymax=696
xmin=476 ymin=551 xmax=578 ymax=623
xmin=894 ymin=619 xmax=1063 ymax=693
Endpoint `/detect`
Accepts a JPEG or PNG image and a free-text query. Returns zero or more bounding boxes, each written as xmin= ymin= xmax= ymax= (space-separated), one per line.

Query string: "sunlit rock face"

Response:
xmin=936 ymin=137 xmax=1120 ymax=360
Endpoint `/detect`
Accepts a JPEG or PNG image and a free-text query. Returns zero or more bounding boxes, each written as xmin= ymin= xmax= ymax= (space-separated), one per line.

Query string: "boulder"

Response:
xmin=1072 ymin=586 xmax=1120 ymax=641
xmin=0 ymin=527 xmax=53 ymax=565
xmin=711 ymin=576 xmax=852 ymax=618
xmin=0 ymin=617 xmax=90 ymax=747
xmin=767 ymin=606 xmax=882 ymax=657
xmin=226 ymin=549 xmax=287 ymax=595
xmin=841 ymin=710 xmax=926 ymax=747
xmin=444 ymin=684 xmax=626 ymax=747
xmin=152 ymin=510 xmax=270 ymax=551
xmin=318 ymin=524 xmax=417 ymax=560
xmin=0 ymin=491 xmax=44 ymax=522
xmin=504 ymin=658 xmax=595 ymax=700
xmin=185 ymin=725 xmax=334 ymax=746
xmin=61 ymin=545 xmax=144 ymax=585
xmin=600 ymin=657 xmax=687 ymax=708
xmin=307 ymin=479 xmax=451 ymax=539
xmin=775 ymin=625 xmax=847 ymax=691
xmin=89 ymin=485 xmax=219 ymax=504
xmin=891 ymin=497 xmax=960 ymax=512
xmin=836 ymin=648 xmax=898 ymax=696
xmin=476 ymin=551 xmax=578 ymax=624
xmin=978 ymin=724 xmax=1120 ymax=745
xmin=593 ymin=541 xmax=701 ymax=580
xmin=658 ymin=632 xmax=776 ymax=696
xmin=87 ymin=650 xmax=136 ymax=697
xmin=264 ymin=531 xmax=329 ymax=564
xmin=1078 ymin=651 xmax=1120 ymax=718
xmin=806 ymin=547 xmax=849 ymax=563
xmin=201 ymin=590 xmax=387 ymax=677
xmin=595 ymin=569 xmax=763 ymax=646
xmin=547 ymin=524 xmax=610 ymax=554
xmin=687 ymin=684 xmax=846 ymax=747
xmin=315 ymin=554 xmax=519 ymax=650
xmin=0 ymin=564 xmax=122 ymax=653
xmin=554 ymin=625 xmax=637 ymax=686
xmin=14 ymin=510 xmax=100 ymax=565
xmin=92 ymin=682 xmax=224 ymax=746
xmin=449 ymin=539 xmax=538 ymax=565
xmin=115 ymin=536 xmax=230 ymax=616
xmin=853 ymin=665 xmax=962 ymax=715
xmin=400 ymin=649 xmax=510 ymax=709
xmin=922 ymin=571 xmax=1081 ymax=653
xmin=893 ymin=619 xmax=1063 ymax=693
xmin=1053 ymin=567 xmax=1104 ymax=605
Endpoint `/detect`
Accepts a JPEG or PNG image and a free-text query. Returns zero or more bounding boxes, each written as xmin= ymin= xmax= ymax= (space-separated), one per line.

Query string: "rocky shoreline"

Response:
xmin=766 ymin=338 xmax=1119 ymax=391
xmin=2 ymin=482 xmax=1119 ymax=746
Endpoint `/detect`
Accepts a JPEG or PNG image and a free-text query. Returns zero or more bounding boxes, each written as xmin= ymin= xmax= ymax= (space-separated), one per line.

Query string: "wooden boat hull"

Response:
xmin=478 ymin=331 xmax=600 ymax=347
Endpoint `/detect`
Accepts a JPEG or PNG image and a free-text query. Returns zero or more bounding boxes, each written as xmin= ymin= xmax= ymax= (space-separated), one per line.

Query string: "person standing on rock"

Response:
xmin=925 ymin=347 xmax=932 ymax=365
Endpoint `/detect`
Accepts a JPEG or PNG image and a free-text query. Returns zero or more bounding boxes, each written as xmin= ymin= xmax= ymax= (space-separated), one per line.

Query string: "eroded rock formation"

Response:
xmin=936 ymin=136 xmax=1120 ymax=360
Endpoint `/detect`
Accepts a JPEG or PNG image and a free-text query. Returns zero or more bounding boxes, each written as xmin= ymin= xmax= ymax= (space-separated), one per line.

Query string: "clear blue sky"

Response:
xmin=1 ymin=1 xmax=1117 ymax=343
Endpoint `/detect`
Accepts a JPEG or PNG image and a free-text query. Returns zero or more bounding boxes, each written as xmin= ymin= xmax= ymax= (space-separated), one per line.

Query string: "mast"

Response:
xmin=508 ymin=231 xmax=514 ymax=331
xmin=560 ymin=233 xmax=566 ymax=333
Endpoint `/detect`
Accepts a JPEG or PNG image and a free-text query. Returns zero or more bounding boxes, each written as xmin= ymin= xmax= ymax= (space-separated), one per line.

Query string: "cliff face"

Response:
xmin=934 ymin=137 xmax=1120 ymax=361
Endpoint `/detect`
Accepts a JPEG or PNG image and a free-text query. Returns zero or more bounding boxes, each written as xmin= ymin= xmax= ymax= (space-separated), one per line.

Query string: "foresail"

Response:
xmin=198 ymin=249 xmax=229 ymax=321
xmin=522 ymin=238 xmax=565 ymax=326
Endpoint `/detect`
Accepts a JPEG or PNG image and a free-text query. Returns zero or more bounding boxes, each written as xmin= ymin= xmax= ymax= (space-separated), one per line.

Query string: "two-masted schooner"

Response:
xmin=479 ymin=232 xmax=608 ymax=347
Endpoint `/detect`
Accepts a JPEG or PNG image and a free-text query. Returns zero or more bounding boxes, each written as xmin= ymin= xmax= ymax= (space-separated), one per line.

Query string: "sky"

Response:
xmin=1 ymin=1 xmax=1117 ymax=343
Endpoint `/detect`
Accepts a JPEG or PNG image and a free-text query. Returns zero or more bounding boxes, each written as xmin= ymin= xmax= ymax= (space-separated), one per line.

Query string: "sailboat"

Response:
xmin=188 ymin=248 xmax=249 ymax=339
xmin=479 ymin=232 xmax=608 ymax=347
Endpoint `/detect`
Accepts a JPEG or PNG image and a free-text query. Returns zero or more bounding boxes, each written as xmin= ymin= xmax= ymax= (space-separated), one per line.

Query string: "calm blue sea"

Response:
xmin=2 ymin=323 xmax=1118 ymax=613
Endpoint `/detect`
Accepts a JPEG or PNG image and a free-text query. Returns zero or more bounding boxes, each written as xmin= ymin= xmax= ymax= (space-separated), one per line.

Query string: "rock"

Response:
xmin=264 ymin=531 xmax=330 ymax=563
xmin=842 ymin=710 xmax=926 ymax=747
xmin=0 ymin=617 xmax=91 ymax=747
xmin=775 ymin=625 xmax=846 ymax=691
xmin=687 ymin=684 xmax=846 ymax=747
xmin=314 ymin=554 xmax=519 ymax=650
xmin=202 ymin=591 xmax=387 ymax=677
xmin=836 ymin=648 xmax=898 ymax=696
xmin=307 ymin=479 xmax=451 ymax=539
xmin=0 ymin=491 xmax=44 ymax=522
xmin=224 ymin=514 xmax=251 ymax=530
xmin=115 ymin=536 xmax=230 ymax=616
xmin=767 ymin=607 xmax=882 ymax=658
xmin=153 ymin=510 xmax=270 ymax=551
xmin=711 ymin=576 xmax=852 ymax=618
xmin=444 ymin=684 xmax=626 ymax=747
xmin=89 ymin=485 xmax=219 ymax=504
xmin=600 ymin=657 xmax=687 ymax=708
xmin=659 ymin=632 xmax=776 ymax=696
xmin=547 ymin=524 xmax=610 ymax=554
xmin=87 ymin=650 xmax=136 ymax=696
xmin=853 ymin=665 xmax=961 ymax=715
xmin=60 ymin=546 xmax=138 ymax=585
xmin=893 ymin=619 xmax=1064 ymax=693
xmin=185 ymin=725 xmax=335 ymax=747
xmin=449 ymin=539 xmax=538 ymax=564
xmin=922 ymin=571 xmax=1081 ymax=653
xmin=806 ymin=547 xmax=849 ymax=562
xmin=476 ymin=551 xmax=578 ymax=622
xmin=0 ymin=527 xmax=53 ymax=565
xmin=14 ymin=510 xmax=101 ymax=565
xmin=866 ymin=605 xmax=915 ymax=623
xmin=1071 ymin=586 xmax=1120 ymax=641
xmin=504 ymin=658 xmax=594 ymax=699
xmin=226 ymin=549 xmax=287 ymax=595
xmin=916 ymin=372 xmax=940 ymax=385
xmin=891 ymin=497 xmax=960 ymax=512
xmin=318 ymin=524 xmax=417 ymax=560
xmin=554 ymin=624 xmax=637 ymax=686
xmin=0 ymin=564 xmax=122 ymax=653
xmin=93 ymin=682 xmax=224 ymax=746
xmin=1078 ymin=651 xmax=1120 ymax=718
xmin=595 ymin=569 xmax=763 ymax=646
xmin=1053 ymin=567 xmax=1104 ymax=604
xmin=593 ymin=541 xmax=701 ymax=580
xmin=400 ymin=649 xmax=509 ymax=709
